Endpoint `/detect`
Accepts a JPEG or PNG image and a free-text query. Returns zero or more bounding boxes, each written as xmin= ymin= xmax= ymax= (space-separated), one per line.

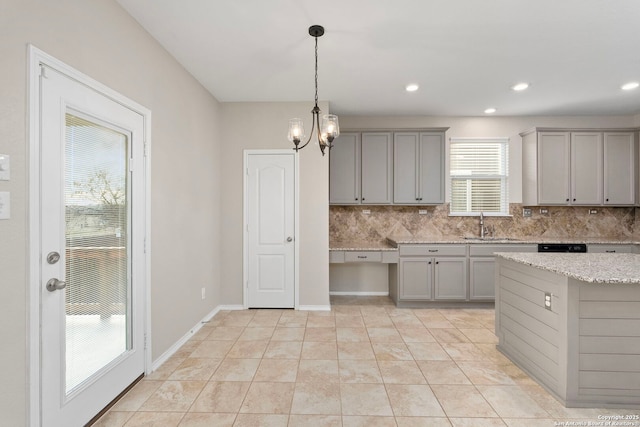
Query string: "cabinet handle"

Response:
xmin=355 ymin=198 xmax=358 ymax=201
xmin=362 ymin=198 xmax=365 ymax=201
xmin=436 ymin=261 xmax=439 ymax=264
xmin=605 ymin=250 xmax=616 ymax=253
xmin=428 ymin=249 xmax=438 ymax=253
xmin=606 ymin=198 xmax=609 ymax=202
xmin=566 ymin=198 xmax=570 ymax=202
xmin=357 ymin=255 xmax=368 ymax=259
xmin=428 ymin=261 xmax=432 ymax=264
xmin=573 ymin=198 xmax=576 ymax=202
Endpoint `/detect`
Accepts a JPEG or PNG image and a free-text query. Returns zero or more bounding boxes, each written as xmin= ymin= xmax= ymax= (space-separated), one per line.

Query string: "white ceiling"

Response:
xmin=116 ymin=0 xmax=640 ymax=117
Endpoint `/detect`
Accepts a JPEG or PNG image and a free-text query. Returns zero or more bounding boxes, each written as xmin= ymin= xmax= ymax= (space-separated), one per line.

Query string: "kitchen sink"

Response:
xmin=463 ymin=237 xmax=521 ymax=241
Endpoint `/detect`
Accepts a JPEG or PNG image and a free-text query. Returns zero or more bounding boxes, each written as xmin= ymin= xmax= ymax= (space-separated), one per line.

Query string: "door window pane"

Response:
xmin=64 ymin=113 xmax=130 ymax=393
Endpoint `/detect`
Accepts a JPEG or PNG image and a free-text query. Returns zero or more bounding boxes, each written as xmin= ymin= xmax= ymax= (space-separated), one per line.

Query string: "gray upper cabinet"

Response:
xmin=522 ymin=127 xmax=638 ymax=206
xmin=571 ymin=132 xmax=603 ymax=205
xmin=330 ymin=132 xmax=392 ymax=205
xmin=329 ymin=132 xmax=360 ymax=204
xmin=361 ymin=132 xmax=393 ymax=204
xmin=393 ymin=131 xmax=445 ymax=204
xmin=603 ymin=132 xmax=636 ymax=205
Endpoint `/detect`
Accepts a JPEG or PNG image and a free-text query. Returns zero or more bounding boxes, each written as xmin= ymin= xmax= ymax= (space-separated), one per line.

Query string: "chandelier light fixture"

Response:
xmin=288 ymin=25 xmax=339 ymax=156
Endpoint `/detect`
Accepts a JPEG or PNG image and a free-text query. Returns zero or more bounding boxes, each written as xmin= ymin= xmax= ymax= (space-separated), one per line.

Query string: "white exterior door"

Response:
xmin=246 ymin=152 xmax=296 ymax=308
xmin=39 ymin=64 xmax=146 ymax=426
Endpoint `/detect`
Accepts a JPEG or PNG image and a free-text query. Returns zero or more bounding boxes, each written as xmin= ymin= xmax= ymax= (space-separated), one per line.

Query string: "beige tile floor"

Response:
xmin=95 ymin=296 xmax=639 ymax=426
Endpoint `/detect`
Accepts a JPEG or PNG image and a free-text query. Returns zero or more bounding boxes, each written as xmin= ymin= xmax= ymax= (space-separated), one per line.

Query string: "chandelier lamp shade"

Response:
xmin=288 ymin=25 xmax=340 ymax=156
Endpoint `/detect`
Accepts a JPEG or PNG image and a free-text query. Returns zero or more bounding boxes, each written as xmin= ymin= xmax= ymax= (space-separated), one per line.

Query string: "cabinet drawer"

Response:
xmin=469 ymin=244 xmax=537 ymax=257
xmin=329 ymin=251 xmax=345 ymax=263
xmin=344 ymin=251 xmax=383 ymax=263
xmin=399 ymin=245 xmax=466 ymax=257
xmin=588 ymin=244 xmax=635 ymax=254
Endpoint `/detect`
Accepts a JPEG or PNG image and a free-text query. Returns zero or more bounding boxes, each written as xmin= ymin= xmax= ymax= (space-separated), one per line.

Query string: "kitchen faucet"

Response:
xmin=479 ymin=211 xmax=494 ymax=238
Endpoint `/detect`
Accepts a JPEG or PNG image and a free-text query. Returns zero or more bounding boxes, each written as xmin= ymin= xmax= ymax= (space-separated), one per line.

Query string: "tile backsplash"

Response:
xmin=329 ymin=204 xmax=639 ymax=243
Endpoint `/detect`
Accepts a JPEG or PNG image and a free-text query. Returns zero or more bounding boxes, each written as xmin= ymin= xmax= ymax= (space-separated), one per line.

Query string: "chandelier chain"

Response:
xmin=314 ymin=36 xmax=319 ymax=108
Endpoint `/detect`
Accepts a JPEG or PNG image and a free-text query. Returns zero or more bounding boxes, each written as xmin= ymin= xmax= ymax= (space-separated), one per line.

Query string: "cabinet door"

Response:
xmin=393 ymin=133 xmax=419 ymax=204
xmin=538 ymin=132 xmax=570 ymax=204
xmin=469 ymin=257 xmax=495 ymax=300
xmin=361 ymin=132 xmax=392 ymax=204
xmin=571 ymin=132 xmax=603 ymax=205
xmin=434 ymin=257 xmax=467 ymax=300
xmin=329 ymin=132 xmax=360 ymax=204
xmin=604 ymin=132 xmax=636 ymax=205
xmin=419 ymin=132 xmax=445 ymax=204
xmin=399 ymin=258 xmax=432 ymax=300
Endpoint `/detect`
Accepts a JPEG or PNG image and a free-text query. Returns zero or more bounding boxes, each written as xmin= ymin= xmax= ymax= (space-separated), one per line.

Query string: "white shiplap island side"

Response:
xmin=494 ymin=253 xmax=640 ymax=408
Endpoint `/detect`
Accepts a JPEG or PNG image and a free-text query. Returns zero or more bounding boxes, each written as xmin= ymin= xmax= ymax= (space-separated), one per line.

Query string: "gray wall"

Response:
xmin=1 ymin=0 xmax=223 ymax=424
xmin=220 ymin=102 xmax=330 ymax=308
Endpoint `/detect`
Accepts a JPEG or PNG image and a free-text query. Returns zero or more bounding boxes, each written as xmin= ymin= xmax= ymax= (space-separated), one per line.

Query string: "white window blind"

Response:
xmin=450 ymin=138 xmax=509 ymax=215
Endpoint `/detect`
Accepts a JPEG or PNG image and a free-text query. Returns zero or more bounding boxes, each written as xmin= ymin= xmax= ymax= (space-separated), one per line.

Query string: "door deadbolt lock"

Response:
xmin=46 ymin=278 xmax=66 ymax=292
xmin=46 ymin=251 xmax=61 ymax=264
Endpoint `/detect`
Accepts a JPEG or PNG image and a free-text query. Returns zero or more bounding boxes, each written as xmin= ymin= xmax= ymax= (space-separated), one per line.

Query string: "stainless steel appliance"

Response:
xmin=537 ymin=243 xmax=587 ymax=253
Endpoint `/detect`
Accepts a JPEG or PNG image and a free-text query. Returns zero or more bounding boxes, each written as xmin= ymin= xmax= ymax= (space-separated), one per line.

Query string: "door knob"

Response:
xmin=46 ymin=278 xmax=66 ymax=292
xmin=286 ymin=237 xmax=293 ymax=242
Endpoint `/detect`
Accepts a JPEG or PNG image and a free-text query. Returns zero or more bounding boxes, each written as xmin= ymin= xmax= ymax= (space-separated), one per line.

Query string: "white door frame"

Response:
xmin=27 ymin=45 xmax=152 ymax=426
xmin=243 ymin=149 xmax=299 ymax=309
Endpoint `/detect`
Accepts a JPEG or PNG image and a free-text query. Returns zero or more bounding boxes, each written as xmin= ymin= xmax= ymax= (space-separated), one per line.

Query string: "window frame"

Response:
xmin=449 ymin=137 xmax=510 ymax=217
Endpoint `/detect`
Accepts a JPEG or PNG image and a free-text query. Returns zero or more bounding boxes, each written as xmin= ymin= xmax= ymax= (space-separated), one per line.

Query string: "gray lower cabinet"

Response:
xmin=396 ymin=244 xmax=467 ymax=302
xmin=399 ymin=257 xmax=467 ymax=300
xmin=469 ymin=258 xmax=496 ymax=300
xmin=469 ymin=244 xmax=538 ymax=300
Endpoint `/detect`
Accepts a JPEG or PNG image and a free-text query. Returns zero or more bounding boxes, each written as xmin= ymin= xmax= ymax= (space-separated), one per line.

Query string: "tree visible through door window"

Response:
xmin=449 ymin=138 xmax=509 ymax=215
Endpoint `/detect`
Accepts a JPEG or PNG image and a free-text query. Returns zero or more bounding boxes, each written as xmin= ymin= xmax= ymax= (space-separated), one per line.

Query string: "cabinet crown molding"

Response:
xmin=520 ymin=127 xmax=639 ymax=137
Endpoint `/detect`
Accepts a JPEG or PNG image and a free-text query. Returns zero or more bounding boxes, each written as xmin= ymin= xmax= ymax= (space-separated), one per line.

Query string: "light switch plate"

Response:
xmin=0 ymin=192 xmax=10 ymax=219
xmin=0 ymin=154 xmax=10 ymax=181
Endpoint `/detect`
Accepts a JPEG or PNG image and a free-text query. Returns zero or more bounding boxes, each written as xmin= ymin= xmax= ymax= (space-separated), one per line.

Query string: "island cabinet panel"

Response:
xmin=495 ymin=261 xmax=565 ymax=398
xmin=496 ymin=255 xmax=640 ymax=408
xmin=575 ymin=281 xmax=640 ymax=402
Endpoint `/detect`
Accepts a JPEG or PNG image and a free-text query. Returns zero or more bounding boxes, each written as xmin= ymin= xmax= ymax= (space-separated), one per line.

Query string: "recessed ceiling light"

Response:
xmin=484 ymin=108 xmax=496 ymax=114
xmin=621 ymin=82 xmax=639 ymax=91
xmin=405 ymin=84 xmax=419 ymax=92
xmin=512 ymin=82 xmax=529 ymax=91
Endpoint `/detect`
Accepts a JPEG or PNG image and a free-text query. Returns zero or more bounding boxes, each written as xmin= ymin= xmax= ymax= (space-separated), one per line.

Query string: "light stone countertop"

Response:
xmin=495 ymin=252 xmax=640 ymax=284
xmin=387 ymin=236 xmax=640 ymax=246
xmin=330 ymin=237 xmax=639 ymax=251
xmin=329 ymin=241 xmax=398 ymax=251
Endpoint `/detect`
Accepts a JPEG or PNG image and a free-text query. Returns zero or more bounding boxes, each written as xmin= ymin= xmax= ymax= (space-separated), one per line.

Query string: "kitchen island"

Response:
xmin=494 ymin=252 xmax=640 ymax=408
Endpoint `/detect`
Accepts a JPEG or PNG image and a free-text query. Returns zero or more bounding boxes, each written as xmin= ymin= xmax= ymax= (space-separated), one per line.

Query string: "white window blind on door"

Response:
xmin=450 ymin=138 xmax=509 ymax=215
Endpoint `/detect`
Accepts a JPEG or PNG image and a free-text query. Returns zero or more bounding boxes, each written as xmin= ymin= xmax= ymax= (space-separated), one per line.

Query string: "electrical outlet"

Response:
xmin=418 ymin=209 xmax=428 ymax=215
xmin=589 ymin=209 xmax=598 ymax=215
xmin=522 ymin=208 xmax=532 ymax=217
xmin=362 ymin=209 xmax=371 ymax=215
xmin=201 ymin=287 xmax=206 ymax=300
xmin=544 ymin=292 xmax=552 ymax=311
xmin=540 ymin=208 xmax=549 ymax=215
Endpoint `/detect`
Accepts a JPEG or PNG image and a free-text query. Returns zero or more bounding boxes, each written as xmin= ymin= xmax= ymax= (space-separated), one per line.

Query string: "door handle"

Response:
xmin=286 ymin=237 xmax=293 ymax=242
xmin=46 ymin=278 xmax=66 ymax=292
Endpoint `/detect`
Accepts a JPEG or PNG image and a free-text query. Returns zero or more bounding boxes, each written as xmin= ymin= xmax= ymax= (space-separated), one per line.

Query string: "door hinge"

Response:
xmin=246 ymin=168 xmax=249 ymax=176
xmin=143 ymin=141 xmax=148 ymax=157
xmin=40 ymin=64 xmax=48 ymax=78
xmin=246 ymin=224 xmax=249 ymax=232
xmin=129 ymin=158 xmax=134 ymax=172
xmin=144 ymin=333 xmax=147 ymax=350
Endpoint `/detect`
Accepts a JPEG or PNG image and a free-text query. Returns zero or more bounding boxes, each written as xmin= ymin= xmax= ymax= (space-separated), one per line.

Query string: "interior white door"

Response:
xmin=246 ymin=153 xmax=295 ymax=308
xmin=39 ymin=65 xmax=146 ymax=426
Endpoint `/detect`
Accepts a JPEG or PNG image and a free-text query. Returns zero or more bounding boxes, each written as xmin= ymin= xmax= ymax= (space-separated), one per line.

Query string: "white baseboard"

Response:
xmin=329 ymin=291 xmax=389 ymax=296
xmin=297 ymin=305 xmax=332 ymax=311
xmin=217 ymin=304 xmax=245 ymax=311
xmin=150 ymin=304 xmax=244 ymax=372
